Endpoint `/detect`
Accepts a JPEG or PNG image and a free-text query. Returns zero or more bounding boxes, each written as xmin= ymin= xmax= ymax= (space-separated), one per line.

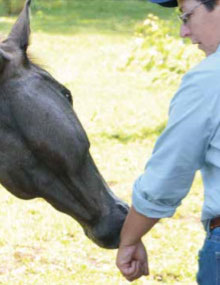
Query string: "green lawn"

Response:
xmin=0 ymin=0 xmax=205 ymax=284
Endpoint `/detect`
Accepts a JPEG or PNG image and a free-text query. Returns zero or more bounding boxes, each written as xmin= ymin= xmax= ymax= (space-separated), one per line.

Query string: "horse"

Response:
xmin=0 ymin=0 xmax=128 ymax=249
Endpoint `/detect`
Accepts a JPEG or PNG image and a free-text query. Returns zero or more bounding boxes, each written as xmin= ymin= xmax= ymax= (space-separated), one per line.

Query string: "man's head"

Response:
xmin=149 ymin=0 xmax=220 ymax=56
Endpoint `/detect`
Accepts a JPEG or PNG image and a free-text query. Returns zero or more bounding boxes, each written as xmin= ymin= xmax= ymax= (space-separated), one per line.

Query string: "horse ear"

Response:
xmin=0 ymin=48 xmax=11 ymax=72
xmin=8 ymin=0 xmax=32 ymax=52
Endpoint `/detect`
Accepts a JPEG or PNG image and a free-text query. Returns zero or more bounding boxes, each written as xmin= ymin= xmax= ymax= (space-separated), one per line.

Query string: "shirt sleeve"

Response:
xmin=132 ymin=74 xmax=214 ymax=218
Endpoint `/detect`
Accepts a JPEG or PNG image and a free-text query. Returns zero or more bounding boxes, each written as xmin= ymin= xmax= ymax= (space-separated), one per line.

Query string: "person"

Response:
xmin=116 ymin=0 xmax=220 ymax=283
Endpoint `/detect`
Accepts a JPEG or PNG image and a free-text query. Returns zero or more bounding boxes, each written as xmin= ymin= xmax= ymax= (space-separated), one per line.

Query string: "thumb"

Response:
xmin=121 ymin=260 xmax=136 ymax=275
xmin=116 ymin=245 xmax=137 ymax=270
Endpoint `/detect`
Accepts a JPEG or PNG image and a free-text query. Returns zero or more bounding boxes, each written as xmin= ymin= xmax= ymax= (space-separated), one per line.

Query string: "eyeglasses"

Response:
xmin=178 ymin=0 xmax=211 ymax=25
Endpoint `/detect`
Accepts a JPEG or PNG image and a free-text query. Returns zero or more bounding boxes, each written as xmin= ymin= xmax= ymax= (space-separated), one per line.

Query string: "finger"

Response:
xmin=126 ymin=261 xmax=144 ymax=282
xmin=143 ymin=261 xmax=149 ymax=275
xmin=121 ymin=260 xmax=136 ymax=277
xmin=121 ymin=261 xmax=137 ymax=281
xmin=132 ymin=262 xmax=149 ymax=280
xmin=128 ymin=261 xmax=139 ymax=279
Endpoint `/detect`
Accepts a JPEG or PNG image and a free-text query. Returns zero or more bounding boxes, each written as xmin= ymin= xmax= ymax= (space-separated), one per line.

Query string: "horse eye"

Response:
xmin=63 ymin=91 xmax=73 ymax=104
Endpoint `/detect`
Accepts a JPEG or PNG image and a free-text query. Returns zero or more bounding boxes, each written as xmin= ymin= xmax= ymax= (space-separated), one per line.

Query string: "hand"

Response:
xmin=116 ymin=241 xmax=149 ymax=282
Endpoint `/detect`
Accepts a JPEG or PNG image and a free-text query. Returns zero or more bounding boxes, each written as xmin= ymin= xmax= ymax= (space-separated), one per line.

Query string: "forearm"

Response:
xmin=120 ymin=206 xmax=159 ymax=246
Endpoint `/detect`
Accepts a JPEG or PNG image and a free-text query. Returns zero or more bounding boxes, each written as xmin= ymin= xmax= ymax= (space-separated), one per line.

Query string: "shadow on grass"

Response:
xmin=0 ymin=0 xmax=177 ymax=36
xmin=99 ymin=121 xmax=167 ymax=144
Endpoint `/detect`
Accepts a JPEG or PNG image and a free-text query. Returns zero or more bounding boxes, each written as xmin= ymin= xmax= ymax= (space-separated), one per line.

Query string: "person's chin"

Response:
xmin=193 ymin=42 xmax=203 ymax=51
xmin=204 ymin=48 xmax=216 ymax=57
xmin=197 ymin=43 xmax=207 ymax=55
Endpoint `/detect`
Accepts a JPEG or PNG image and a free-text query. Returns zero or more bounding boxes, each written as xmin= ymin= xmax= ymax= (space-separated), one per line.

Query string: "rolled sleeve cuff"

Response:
xmin=132 ymin=185 xmax=177 ymax=218
xmin=132 ymin=166 xmax=195 ymax=219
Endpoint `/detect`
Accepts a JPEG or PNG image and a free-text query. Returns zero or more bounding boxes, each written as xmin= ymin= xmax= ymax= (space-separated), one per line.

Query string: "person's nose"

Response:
xmin=180 ymin=24 xmax=191 ymax=38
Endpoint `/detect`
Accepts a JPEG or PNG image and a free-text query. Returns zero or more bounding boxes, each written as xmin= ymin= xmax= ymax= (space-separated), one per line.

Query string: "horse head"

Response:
xmin=0 ymin=0 xmax=128 ymax=249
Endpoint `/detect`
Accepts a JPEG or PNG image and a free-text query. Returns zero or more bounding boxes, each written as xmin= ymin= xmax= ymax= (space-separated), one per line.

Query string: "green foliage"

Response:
xmin=1 ymin=0 xmax=24 ymax=15
xmin=121 ymin=14 xmax=203 ymax=84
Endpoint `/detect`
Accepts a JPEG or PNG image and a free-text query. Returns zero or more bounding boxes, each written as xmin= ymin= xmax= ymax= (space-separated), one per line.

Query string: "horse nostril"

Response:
xmin=117 ymin=202 xmax=129 ymax=215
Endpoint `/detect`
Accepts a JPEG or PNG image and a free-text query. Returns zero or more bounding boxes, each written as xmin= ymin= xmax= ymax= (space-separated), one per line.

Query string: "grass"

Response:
xmin=0 ymin=0 xmax=206 ymax=284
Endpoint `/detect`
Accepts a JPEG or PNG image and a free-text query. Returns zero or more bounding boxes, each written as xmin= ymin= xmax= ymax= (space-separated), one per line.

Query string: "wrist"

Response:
xmin=119 ymin=238 xmax=142 ymax=248
xmin=119 ymin=206 xmax=159 ymax=247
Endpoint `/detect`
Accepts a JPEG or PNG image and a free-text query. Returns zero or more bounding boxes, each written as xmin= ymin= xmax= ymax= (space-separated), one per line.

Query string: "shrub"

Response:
xmin=120 ymin=14 xmax=203 ymax=84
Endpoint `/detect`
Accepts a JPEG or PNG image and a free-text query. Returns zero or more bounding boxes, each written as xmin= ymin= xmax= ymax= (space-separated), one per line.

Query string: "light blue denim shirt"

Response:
xmin=132 ymin=45 xmax=220 ymax=231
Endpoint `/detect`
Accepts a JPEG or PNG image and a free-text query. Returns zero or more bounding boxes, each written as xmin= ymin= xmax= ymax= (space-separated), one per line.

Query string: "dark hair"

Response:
xmin=198 ymin=0 xmax=218 ymax=11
